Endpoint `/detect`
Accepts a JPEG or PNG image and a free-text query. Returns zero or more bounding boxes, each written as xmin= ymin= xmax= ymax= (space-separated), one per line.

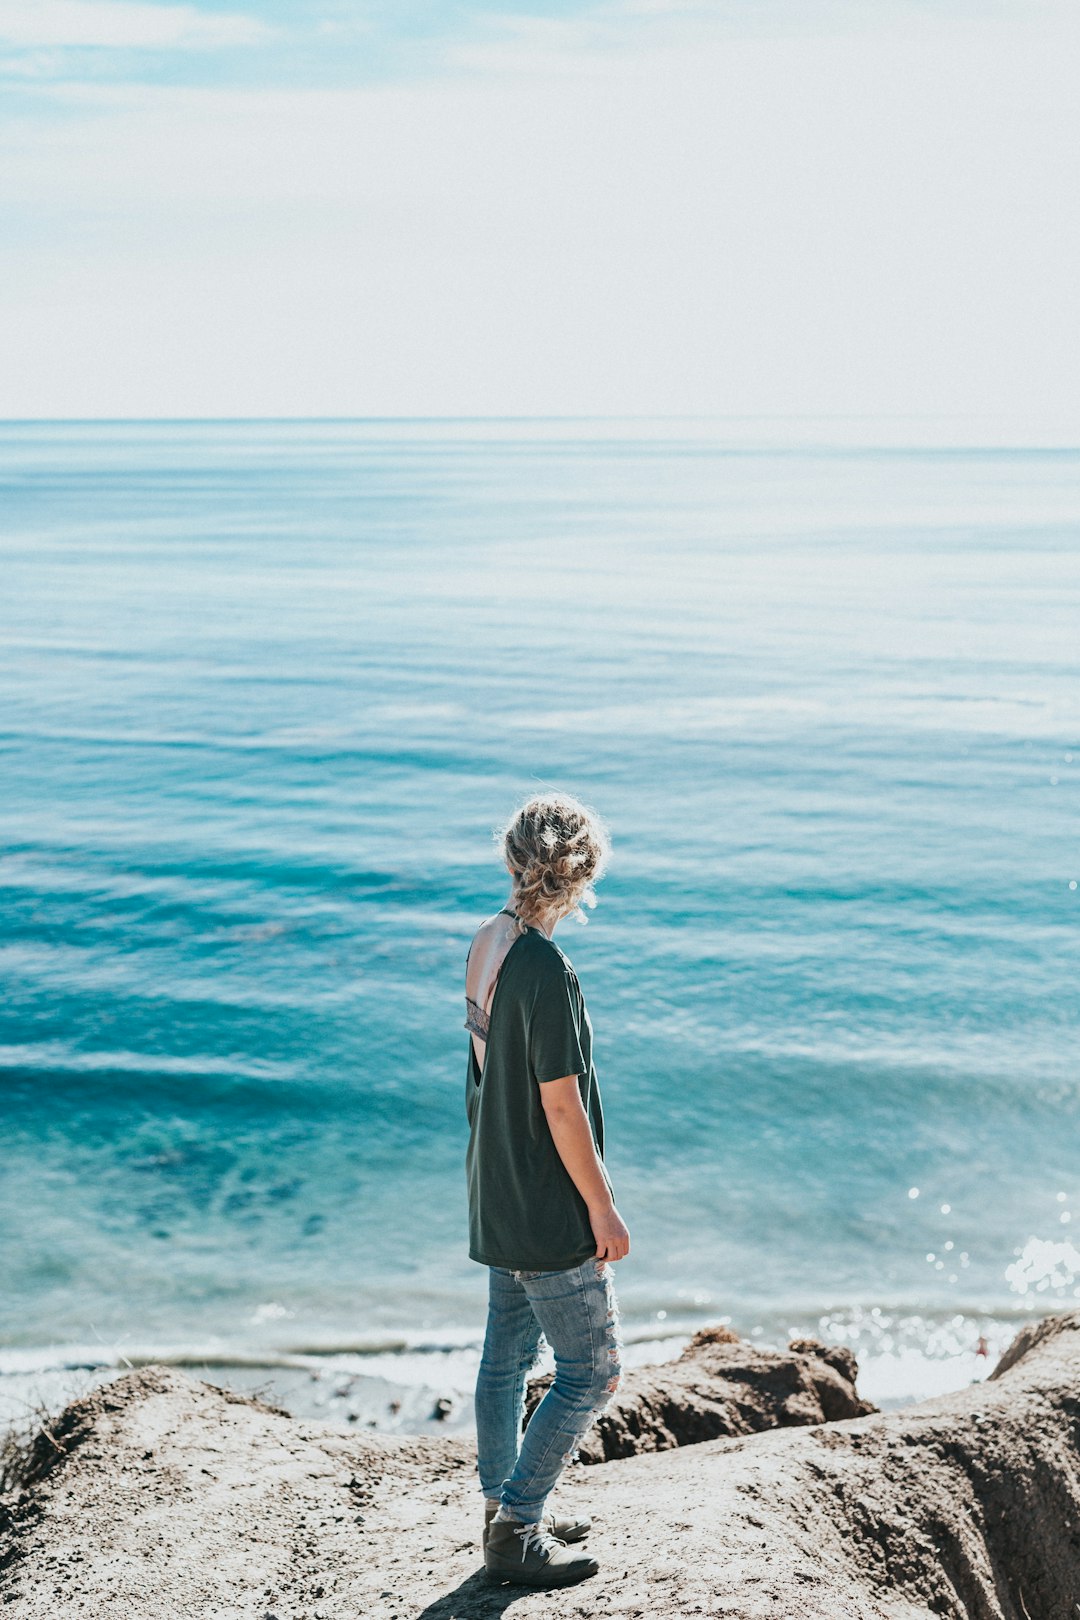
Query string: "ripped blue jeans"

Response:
xmin=475 ymin=1257 xmax=622 ymax=1525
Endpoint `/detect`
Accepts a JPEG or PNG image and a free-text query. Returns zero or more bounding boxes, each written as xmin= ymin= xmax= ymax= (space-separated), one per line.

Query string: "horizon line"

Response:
xmin=0 ymin=414 xmax=1077 ymax=452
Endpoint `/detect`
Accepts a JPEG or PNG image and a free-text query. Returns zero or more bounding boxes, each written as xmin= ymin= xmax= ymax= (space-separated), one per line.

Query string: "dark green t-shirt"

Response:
xmin=465 ymin=925 xmax=610 ymax=1272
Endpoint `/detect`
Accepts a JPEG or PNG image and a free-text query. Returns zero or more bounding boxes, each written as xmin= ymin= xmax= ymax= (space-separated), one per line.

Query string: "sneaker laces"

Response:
xmin=514 ymin=1522 xmax=556 ymax=1563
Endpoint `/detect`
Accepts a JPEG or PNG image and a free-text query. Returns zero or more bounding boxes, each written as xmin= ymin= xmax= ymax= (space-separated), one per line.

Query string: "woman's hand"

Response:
xmin=589 ymin=1201 xmax=630 ymax=1262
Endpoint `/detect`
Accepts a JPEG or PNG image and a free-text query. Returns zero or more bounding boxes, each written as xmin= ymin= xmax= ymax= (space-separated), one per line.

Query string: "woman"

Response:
xmin=464 ymin=793 xmax=630 ymax=1589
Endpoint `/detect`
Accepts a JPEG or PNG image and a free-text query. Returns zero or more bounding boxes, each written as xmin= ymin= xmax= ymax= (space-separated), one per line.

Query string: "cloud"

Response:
xmin=453 ymin=0 xmax=1078 ymax=74
xmin=0 ymin=6 xmax=1077 ymax=424
xmin=0 ymin=0 xmax=270 ymax=50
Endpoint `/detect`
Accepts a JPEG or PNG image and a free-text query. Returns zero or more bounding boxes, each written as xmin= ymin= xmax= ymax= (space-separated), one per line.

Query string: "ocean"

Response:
xmin=2 ymin=419 xmax=1078 ymax=1435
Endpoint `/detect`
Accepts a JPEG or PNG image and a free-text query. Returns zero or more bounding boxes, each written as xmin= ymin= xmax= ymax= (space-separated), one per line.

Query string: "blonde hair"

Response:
xmin=500 ymin=793 xmax=611 ymax=928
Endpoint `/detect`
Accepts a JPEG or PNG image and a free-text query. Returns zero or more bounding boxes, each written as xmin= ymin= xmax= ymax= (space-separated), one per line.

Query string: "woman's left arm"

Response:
xmin=540 ymin=1077 xmax=631 ymax=1261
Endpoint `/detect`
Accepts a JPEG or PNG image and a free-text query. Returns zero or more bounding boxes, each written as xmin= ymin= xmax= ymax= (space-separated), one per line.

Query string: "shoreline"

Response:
xmin=0 ymin=1303 xmax=1024 ymax=1443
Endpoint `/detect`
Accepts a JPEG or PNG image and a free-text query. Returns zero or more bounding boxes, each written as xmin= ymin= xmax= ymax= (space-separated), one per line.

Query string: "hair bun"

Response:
xmin=500 ymin=793 xmax=610 ymax=927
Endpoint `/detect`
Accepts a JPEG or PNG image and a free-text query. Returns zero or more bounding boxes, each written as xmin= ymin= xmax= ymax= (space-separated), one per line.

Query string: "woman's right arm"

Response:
xmin=540 ymin=1076 xmax=631 ymax=1262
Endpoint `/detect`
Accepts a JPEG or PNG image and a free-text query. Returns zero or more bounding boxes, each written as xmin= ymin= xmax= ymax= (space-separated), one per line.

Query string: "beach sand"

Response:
xmin=2 ymin=1314 xmax=1077 ymax=1618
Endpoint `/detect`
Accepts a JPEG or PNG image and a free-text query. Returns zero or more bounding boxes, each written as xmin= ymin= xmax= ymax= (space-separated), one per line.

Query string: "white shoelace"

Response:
xmin=514 ymin=1523 xmax=554 ymax=1563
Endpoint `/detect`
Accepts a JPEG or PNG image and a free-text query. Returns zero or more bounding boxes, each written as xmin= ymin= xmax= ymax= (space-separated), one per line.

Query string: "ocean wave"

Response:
xmin=0 ymin=1042 xmax=296 ymax=1082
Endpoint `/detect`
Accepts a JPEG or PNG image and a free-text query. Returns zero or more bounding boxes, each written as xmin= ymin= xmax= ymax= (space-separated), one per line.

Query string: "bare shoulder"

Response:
xmin=469 ymin=911 xmax=512 ymax=953
xmin=466 ymin=910 xmax=518 ymax=973
xmin=466 ymin=910 xmax=521 ymax=1002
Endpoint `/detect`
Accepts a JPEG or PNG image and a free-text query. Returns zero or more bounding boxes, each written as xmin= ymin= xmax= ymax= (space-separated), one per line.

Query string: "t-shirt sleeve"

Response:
xmin=528 ymin=965 xmax=587 ymax=1084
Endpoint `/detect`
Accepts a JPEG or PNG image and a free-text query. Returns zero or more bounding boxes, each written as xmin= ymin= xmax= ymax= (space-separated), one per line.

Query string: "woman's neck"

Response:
xmin=506 ymin=892 xmax=559 ymax=938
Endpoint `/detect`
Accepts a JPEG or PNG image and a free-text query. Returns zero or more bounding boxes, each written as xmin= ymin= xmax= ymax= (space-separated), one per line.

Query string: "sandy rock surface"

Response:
xmin=2 ymin=1314 xmax=1079 ymax=1619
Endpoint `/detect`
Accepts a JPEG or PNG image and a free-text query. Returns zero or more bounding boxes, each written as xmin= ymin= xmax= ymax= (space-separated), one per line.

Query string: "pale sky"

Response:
xmin=1 ymin=0 xmax=1078 ymax=429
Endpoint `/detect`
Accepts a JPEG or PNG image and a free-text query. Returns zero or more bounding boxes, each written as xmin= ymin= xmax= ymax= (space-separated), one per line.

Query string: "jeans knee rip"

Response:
xmin=591 ymin=1260 xmax=623 ymax=1417
xmin=556 ymin=1269 xmax=623 ymax=1469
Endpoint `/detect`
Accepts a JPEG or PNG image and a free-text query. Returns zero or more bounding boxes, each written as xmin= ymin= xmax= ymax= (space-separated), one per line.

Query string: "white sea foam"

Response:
xmin=0 ymin=1309 xmax=1026 ymax=1439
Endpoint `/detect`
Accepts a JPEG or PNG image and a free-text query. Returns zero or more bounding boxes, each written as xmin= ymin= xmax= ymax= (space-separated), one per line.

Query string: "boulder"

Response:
xmin=524 ymin=1324 xmax=876 ymax=1461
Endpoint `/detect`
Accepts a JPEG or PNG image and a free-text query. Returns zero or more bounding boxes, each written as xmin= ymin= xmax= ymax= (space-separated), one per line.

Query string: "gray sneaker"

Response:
xmin=484 ymin=1517 xmax=599 ymax=1588
xmin=483 ymin=1500 xmax=592 ymax=1550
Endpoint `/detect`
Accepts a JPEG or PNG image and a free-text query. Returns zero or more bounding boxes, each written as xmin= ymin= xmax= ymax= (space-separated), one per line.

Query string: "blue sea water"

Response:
xmin=2 ymin=420 xmax=1078 ymax=1424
